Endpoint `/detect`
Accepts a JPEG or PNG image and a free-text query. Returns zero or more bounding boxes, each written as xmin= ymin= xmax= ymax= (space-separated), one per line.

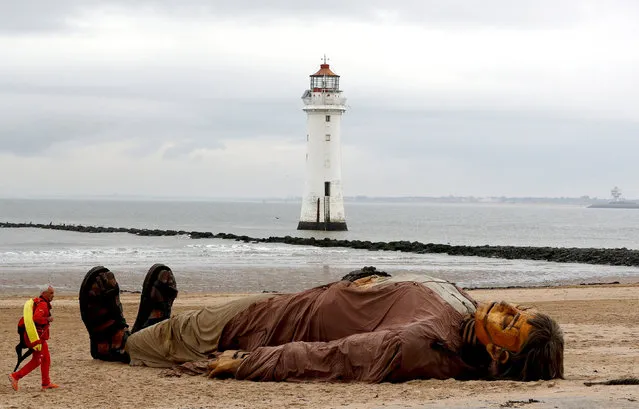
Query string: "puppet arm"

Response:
xmin=218 ymin=321 xmax=467 ymax=382
xmin=229 ymin=329 xmax=404 ymax=382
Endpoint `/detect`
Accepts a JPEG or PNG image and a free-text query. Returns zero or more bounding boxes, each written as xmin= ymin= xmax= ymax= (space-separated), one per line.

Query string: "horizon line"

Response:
xmin=0 ymin=194 xmax=621 ymax=202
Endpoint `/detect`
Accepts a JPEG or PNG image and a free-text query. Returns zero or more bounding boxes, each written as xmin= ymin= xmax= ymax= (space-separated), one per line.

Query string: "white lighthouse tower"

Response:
xmin=297 ymin=58 xmax=348 ymax=231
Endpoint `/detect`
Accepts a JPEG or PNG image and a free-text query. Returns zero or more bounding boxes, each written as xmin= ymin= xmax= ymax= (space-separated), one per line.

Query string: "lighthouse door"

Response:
xmin=324 ymin=182 xmax=331 ymax=227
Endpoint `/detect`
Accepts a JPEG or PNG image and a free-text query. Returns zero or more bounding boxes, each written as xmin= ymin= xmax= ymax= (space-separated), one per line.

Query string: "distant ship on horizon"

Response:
xmin=588 ymin=186 xmax=639 ymax=209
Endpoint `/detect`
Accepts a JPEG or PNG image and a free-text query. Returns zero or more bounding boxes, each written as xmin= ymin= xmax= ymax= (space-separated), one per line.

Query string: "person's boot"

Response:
xmin=79 ymin=266 xmax=130 ymax=363
xmin=131 ymin=264 xmax=178 ymax=333
xmin=7 ymin=373 xmax=18 ymax=391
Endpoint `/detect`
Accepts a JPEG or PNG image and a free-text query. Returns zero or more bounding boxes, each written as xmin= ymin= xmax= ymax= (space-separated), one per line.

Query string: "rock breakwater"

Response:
xmin=2 ymin=222 xmax=639 ymax=267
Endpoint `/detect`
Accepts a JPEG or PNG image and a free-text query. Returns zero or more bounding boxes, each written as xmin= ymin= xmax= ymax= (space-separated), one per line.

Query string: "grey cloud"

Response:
xmin=338 ymin=107 xmax=639 ymax=197
xmin=3 ymin=70 xmax=637 ymax=179
xmin=343 ymin=107 xmax=639 ymax=174
xmin=102 ymin=0 xmax=639 ymax=27
xmin=0 ymin=115 xmax=114 ymax=156
xmin=3 ymin=0 xmax=637 ymax=33
xmin=0 ymin=0 xmax=101 ymax=32
xmin=0 ymin=61 xmax=306 ymax=156
xmin=0 ymin=89 xmax=304 ymax=156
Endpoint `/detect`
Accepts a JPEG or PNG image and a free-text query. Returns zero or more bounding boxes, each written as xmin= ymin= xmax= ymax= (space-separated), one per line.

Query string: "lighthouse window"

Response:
xmin=325 ymin=115 xmax=331 ymax=122
xmin=325 ymin=134 xmax=331 ymax=141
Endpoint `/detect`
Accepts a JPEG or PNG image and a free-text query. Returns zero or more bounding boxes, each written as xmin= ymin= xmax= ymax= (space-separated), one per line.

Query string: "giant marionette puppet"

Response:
xmin=78 ymin=265 xmax=564 ymax=382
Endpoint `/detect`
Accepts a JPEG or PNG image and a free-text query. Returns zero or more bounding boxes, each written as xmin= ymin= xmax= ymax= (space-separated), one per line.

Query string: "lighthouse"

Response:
xmin=297 ymin=58 xmax=348 ymax=231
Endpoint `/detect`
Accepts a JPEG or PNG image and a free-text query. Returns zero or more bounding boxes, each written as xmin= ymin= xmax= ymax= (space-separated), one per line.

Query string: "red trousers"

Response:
xmin=14 ymin=340 xmax=51 ymax=386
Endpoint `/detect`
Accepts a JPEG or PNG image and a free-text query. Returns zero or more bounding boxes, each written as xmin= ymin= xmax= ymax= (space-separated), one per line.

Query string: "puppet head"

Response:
xmin=474 ymin=301 xmax=564 ymax=381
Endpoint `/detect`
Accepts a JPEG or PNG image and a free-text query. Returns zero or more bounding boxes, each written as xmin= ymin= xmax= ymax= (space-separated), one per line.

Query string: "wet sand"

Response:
xmin=1 ymin=284 xmax=638 ymax=409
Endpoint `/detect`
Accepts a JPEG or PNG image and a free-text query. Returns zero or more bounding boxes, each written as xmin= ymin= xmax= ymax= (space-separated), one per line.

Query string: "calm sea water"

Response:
xmin=1 ymin=198 xmax=638 ymax=294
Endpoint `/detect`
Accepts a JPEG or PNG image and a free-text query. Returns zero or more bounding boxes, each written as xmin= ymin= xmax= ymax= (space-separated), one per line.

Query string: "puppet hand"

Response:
xmin=207 ymin=350 xmax=250 ymax=379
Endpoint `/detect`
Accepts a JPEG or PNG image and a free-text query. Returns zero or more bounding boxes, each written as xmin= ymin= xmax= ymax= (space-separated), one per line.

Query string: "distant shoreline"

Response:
xmin=0 ymin=195 xmax=630 ymax=206
xmin=588 ymin=202 xmax=639 ymax=209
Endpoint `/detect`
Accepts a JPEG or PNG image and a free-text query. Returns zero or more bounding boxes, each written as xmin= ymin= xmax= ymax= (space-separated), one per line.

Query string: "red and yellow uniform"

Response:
xmin=12 ymin=296 xmax=54 ymax=387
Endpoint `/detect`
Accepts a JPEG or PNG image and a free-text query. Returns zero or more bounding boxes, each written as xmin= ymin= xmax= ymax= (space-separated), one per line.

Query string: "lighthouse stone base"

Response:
xmin=297 ymin=221 xmax=348 ymax=231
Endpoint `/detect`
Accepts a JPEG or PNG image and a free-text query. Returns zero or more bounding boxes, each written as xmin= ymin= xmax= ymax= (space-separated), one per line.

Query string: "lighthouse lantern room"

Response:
xmin=297 ymin=58 xmax=348 ymax=231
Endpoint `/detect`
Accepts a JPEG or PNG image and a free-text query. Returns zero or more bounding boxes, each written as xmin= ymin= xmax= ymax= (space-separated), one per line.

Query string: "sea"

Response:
xmin=1 ymin=198 xmax=639 ymax=295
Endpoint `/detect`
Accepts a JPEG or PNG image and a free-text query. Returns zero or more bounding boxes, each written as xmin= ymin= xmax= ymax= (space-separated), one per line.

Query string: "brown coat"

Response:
xmin=220 ymin=280 xmax=478 ymax=382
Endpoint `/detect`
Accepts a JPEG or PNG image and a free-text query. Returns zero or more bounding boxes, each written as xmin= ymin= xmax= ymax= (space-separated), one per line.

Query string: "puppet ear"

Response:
xmin=486 ymin=344 xmax=510 ymax=364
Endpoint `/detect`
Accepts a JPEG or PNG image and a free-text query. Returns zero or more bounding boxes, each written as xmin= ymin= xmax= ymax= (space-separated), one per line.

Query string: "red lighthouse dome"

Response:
xmin=310 ymin=60 xmax=340 ymax=92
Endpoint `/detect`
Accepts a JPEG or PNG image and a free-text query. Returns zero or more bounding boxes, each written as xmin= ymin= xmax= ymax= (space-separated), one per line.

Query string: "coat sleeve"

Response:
xmin=32 ymin=301 xmax=50 ymax=326
xmin=235 ymin=330 xmax=403 ymax=382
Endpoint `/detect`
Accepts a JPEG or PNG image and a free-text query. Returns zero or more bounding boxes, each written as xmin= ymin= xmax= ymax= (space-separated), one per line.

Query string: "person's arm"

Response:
xmin=32 ymin=301 xmax=50 ymax=325
xmin=230 ymin=330 xmax=404 ymax=382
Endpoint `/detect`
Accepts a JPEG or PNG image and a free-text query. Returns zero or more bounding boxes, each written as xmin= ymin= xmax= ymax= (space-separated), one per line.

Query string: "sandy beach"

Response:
xmin=2 ymin=283 xmax=638 ymax=409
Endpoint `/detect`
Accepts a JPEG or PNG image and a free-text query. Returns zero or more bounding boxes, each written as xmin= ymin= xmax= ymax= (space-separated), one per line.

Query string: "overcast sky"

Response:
xmin=1 ymin=1 xmax=638 ymax=199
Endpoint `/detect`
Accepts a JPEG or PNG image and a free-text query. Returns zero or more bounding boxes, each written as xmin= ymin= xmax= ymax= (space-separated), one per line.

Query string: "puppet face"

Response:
xmin=474 ymin=301 xmax=535 ymax=354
